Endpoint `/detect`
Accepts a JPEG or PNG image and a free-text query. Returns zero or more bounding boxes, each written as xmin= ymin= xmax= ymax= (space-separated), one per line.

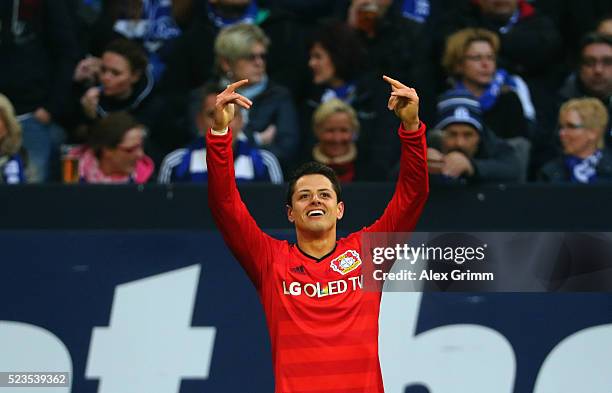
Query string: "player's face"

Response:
xmin=460 ymin=41 xmax=496 ymax=88
xmin=287 ymin=174 xmax=344 ymax=235
xmin=100 ymin=52 xmax=140 ymax=99
xmin=316 ymin=112 xmax=355 ymax=158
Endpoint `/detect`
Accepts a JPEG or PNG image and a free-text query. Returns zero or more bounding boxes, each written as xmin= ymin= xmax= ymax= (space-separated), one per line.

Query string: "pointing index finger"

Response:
xmin=226 ymin=79 xmax=249 ymax=92
xmin=382 ymin=75 xmax=407 ymax=90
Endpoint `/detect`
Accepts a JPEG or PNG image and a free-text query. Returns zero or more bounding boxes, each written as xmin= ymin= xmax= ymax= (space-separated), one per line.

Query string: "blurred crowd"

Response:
xmin=0 ymin=0 xmax=611 ymax=185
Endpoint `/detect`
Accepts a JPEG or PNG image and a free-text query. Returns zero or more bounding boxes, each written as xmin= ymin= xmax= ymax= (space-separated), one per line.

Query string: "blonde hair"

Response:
xmin=312 ymin=99 xmax=360 ymax=134
xmin=442 ymin=28 xmax=500 ymax=77
xmin=560 ymin=97 xmax=609 ymax=148
xmin=0 ymin=94 xmax=22 ymax=156
xmin=214 ymin=23 xmax=270 ymax=68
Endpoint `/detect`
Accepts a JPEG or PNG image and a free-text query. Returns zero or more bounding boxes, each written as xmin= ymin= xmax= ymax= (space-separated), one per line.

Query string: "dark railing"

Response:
xmin=0 ymin=183 xmax=609 ymax=230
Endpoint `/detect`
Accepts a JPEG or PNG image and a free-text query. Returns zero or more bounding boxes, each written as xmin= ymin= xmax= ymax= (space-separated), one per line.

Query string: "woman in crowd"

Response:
xmin=0 ymin=94 xmax=28 ymax=184
xmin=212 ymin=23 xmax=299 ymax=172
xmin=539 ymin=98 xmax=612 ymax=183
xmin=303 ymin=21 xmax=397 ymax=179
xmin=75 ymin=112 xmax=154 ymax=184
xmin=80 ymin=39 xmax=155 ymax=123
xmin=310 ymin=98 xmax=361 ymax=182
xmin=441 ymin=28 xmax=536 ymax=140
xmin=77 ymin=38 xmax=182 ymax=162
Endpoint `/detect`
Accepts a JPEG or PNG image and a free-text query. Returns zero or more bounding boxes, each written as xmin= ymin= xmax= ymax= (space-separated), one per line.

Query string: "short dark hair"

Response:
xmin=88 ymin=112 xmax=143 ymax=158
xmin=308 ymin=22 xmax=365 ymax=82
xmin=104 ymin=38 xmax=148 ymax=75
xmin=579 ymin=32 xmax=612 ymax=58
xmin=286 ymin=162 xmax=342 ymax=206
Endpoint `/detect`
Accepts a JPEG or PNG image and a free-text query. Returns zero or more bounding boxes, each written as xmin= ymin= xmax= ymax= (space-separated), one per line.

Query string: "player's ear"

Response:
xmin=336 ymin=201 xmax=344 ymax=221
xmin=286 ymin=204 xmax=295 ymax=223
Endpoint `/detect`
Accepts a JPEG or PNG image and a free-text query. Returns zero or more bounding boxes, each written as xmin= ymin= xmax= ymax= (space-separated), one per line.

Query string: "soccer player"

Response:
xmin=207 ymin=76 xmax=428 ymax=392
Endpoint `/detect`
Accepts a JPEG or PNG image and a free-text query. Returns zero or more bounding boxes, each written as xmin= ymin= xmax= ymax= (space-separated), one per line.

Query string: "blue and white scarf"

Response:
xmin=455 ymin=69 xmax=516 ymax=111
xmin=564 ymin=150 xmax=603 ymax=184
xmin=455 ymin=69 xmax=536 ymax=121
xmin=321 ymin=82 xmax=357 ymax=104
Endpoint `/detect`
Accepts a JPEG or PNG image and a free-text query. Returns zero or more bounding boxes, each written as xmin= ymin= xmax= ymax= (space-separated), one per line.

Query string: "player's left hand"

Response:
xmin=383 ymin=75 xmax=420 ymax=131
xmin=214 ymin=79 xmax=253 ymax=131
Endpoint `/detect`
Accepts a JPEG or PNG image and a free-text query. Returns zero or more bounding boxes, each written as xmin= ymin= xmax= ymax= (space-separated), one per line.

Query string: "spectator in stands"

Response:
xmin=428 ymin=0 xmax=563 ymax=133
xmin=161 ymin=0 xmax=307 ymax=97
xmin=432 ymin=0 xmax=562 ymax=83
xmin=74 ymin=112 xmax=154 ymax=184
xmin=310 ymin=99 xmax=360 ymax=182
xmin=427 ymin=93 xmax=521 ymax=184
xmin=539 ymin=98 xmax=612 ymax=184
xmin=211 ymin=23 xmax=299 ymax=172
xmin=77 ymin=39 xmax=182 ymax=162
xmin=536 ymin=0 xmax=612 ymax=67
xmin=303 ymin=21 xmax=398 ymax=180
xmin=558 ymin=33 xmax=612 ymax=148
xmin=79 ymin=39 xmax=154 ymax=122
xmin=0 ymin=0 xmax=79 ymax=182
xmin=158 ymin=83 xmax=282 ymax=184
xmin=442 ymin=28 xmax=535 ymax=138
xmin=0 ymin=94 xmax=28 ymax=184
xmin=441 ymin=28 xmax=534 ymax=178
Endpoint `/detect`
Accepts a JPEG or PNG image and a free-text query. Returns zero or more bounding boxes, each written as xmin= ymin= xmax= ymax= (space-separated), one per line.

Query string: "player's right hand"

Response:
xmin=214 ymin=79 xmax=253 ymax=131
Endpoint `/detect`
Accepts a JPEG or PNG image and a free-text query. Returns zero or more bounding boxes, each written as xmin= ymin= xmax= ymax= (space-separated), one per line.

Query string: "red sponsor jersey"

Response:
xmin=207 ymin=122 xmax=428 ymax=392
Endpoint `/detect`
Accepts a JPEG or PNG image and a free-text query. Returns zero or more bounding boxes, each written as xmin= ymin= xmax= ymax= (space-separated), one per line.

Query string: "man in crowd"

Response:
xmin=559 ymin=33 xmax=612 ymax=147
xmin=427 ymin=94 xmax=521 ymax=183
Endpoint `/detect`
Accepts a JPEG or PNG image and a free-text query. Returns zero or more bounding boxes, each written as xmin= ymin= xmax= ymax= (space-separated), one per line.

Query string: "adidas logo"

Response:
xmin=290 ymin=265 xmax=306 ymax=274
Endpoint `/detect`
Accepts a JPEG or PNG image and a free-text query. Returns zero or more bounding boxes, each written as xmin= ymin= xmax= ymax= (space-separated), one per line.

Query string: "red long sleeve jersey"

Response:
xmin=206 ymin=123 xmax=428 ymax=393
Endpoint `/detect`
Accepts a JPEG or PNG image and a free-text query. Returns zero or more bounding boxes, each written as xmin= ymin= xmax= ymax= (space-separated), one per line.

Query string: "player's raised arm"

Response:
xmin=365 ymin=76 xmax=429 ymax=234
xmin=206 ymin=79 xmax=274 ymax=290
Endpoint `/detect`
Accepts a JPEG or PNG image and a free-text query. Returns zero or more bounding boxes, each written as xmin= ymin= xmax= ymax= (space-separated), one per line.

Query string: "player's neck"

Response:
xmin=296 ymin=231 xmax=336 ymax=259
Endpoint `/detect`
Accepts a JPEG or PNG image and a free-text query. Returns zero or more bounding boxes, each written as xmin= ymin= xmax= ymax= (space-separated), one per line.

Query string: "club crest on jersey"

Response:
xmin=330 ymin=250 xmax=362 ymax=275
